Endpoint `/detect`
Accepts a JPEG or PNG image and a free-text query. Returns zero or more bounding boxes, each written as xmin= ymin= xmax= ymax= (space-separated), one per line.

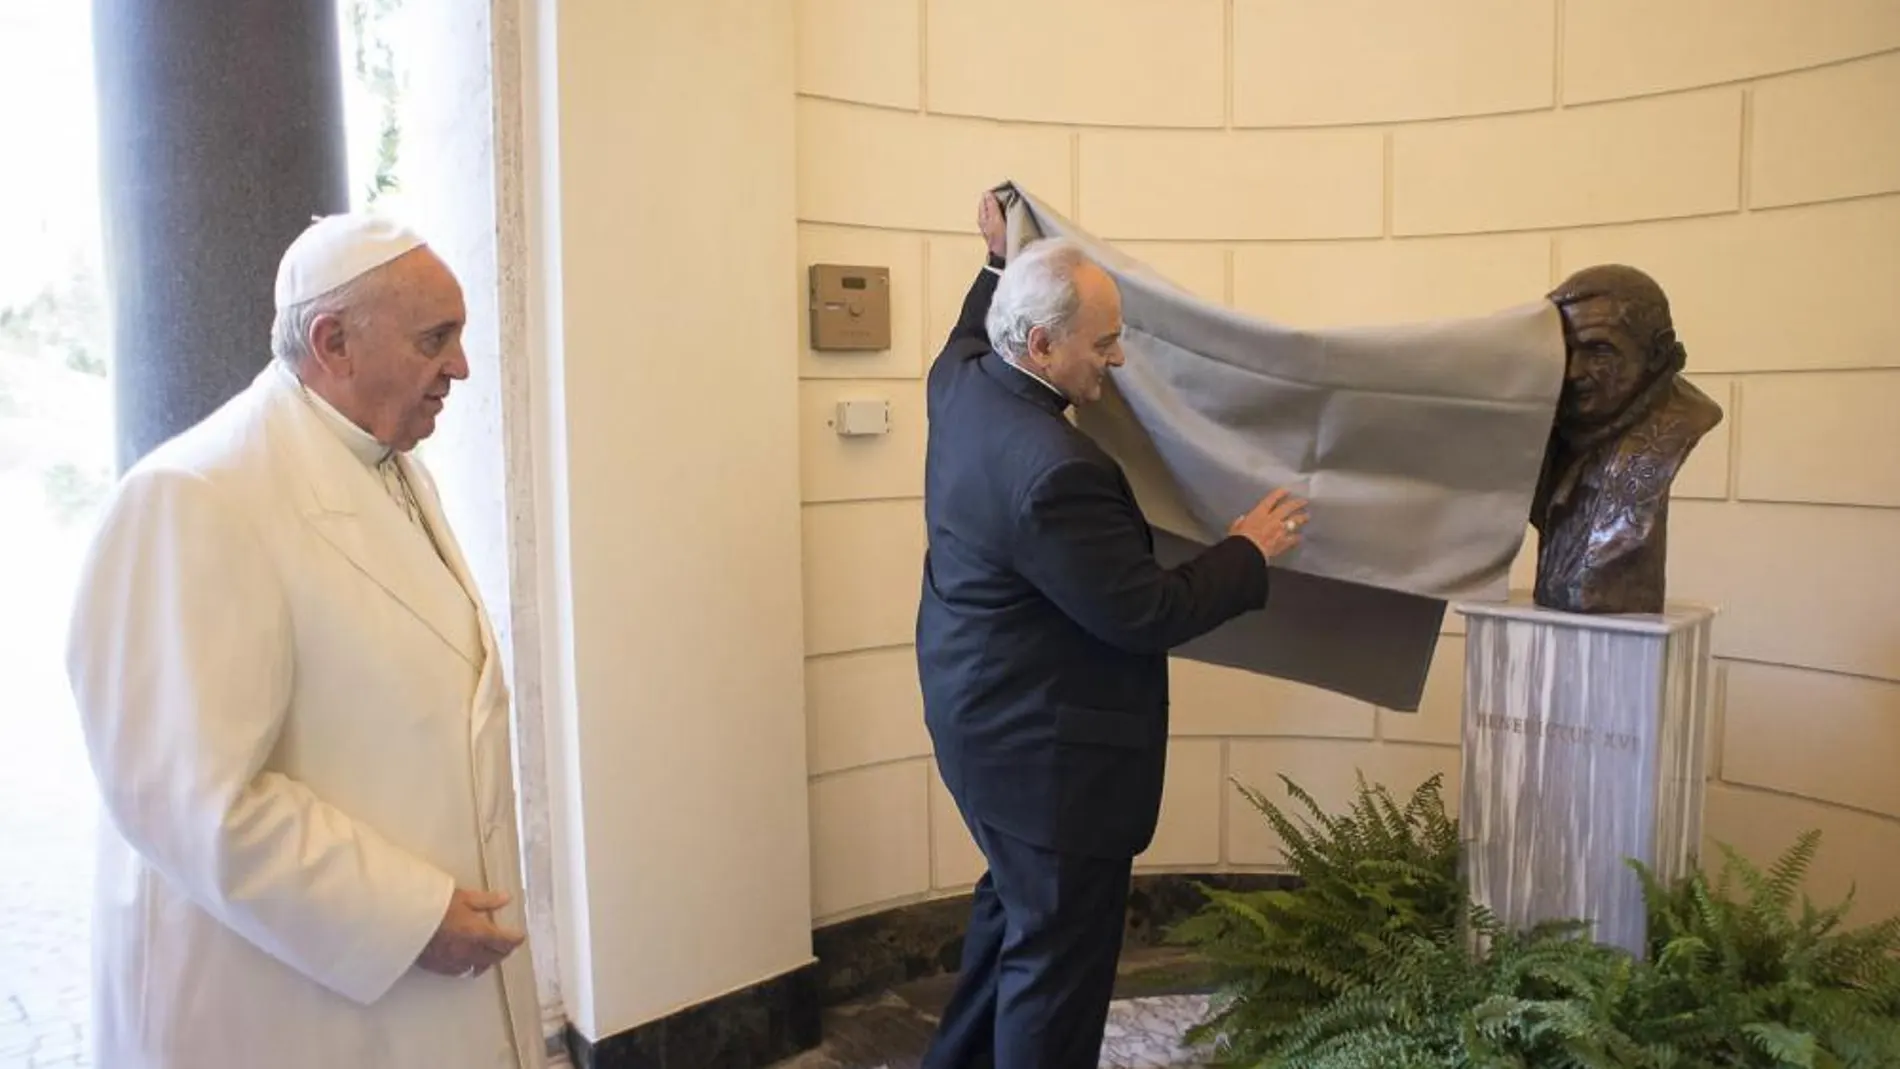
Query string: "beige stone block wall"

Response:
xmin=798 ymin=380 xmax=927 ymax=503
xmin=1392 ymin=90 xmax=1743 ymax=234
xmin=800 ymin=499 xmax=924 ymax=657
xmin=1233 ymin=0 xmax=1555 ymax=126
xmin=796 ymin=99 xmax=1073 ymax=232
xmin=1556 ymin=199 xmax=1900 ymax=373
xmin=1142 ymin=740 xmax=1227 ymax=868
xmin=808 ymin=760 xmax=932 ymax=918
xmin=1751 ymin=53 xmax=1900 ymax=207
xmin=928 ymin=0 xmax=1227 ymax=128
xmin=1081 ymin=129 xmax=1385 ymax=239
xmin=794 ymin=0 xmax=920 ymax=110
xmin=792 ymin=0 xmax=1900 ymax=926
xmin=805 ymin=648 xmax=929 ymax=778
xmin=1560 ymin=0 xmax=1900 ymax=104
xmin=1674 ymin=377 xmax=1734 ymax=500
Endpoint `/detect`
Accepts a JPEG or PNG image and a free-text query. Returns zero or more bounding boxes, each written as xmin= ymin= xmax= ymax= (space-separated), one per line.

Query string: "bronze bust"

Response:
xmin=1529 ymin=265 xmax=1723 ymax=615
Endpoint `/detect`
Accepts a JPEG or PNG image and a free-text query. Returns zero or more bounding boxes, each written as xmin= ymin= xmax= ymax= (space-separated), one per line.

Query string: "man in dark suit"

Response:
xmin=916 ymin=193 xmax=1309 ymax=1069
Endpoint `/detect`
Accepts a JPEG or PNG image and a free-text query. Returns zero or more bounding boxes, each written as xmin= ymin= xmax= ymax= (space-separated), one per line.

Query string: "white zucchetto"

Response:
xmin=273 ymin=213 xmax=426 ymax=310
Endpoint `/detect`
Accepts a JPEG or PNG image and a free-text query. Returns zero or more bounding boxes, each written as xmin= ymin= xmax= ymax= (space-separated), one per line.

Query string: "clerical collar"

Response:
xmin=1003 ymin=357 xmax=1067 ymax=402
xmin=274 ymin=359 xmax=392 ymax=467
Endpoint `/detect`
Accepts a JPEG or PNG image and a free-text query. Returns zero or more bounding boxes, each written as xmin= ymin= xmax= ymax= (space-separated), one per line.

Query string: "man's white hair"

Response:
xmin=268 ymin=269 xmax=379 ymax=368
xmin=985 ymin=237 xmax=1094 ymax=361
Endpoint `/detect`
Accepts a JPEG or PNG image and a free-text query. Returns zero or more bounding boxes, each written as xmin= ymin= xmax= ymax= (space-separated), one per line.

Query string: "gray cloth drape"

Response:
xmin=994 ymin=184 xmax=1566 ymax=710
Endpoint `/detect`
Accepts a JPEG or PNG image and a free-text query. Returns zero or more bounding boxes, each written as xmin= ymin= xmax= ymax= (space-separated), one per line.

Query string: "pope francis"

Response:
xmin=65 ymin=215 xmax=545 ymax=1068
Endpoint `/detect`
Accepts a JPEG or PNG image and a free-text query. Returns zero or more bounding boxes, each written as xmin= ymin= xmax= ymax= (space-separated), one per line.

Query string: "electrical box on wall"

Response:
xmin=832 ymin=398 xmax=890 ymax=437
xmin=809 ymin=264 xmax=891 ymax=351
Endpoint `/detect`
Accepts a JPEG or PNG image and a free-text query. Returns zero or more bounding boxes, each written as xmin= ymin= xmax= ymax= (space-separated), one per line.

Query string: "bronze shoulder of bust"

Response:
xmin=1531 ymin=265 xmax=1724 ymax=616
xmin=1601 ymin=378 xmax=1723 ymax=496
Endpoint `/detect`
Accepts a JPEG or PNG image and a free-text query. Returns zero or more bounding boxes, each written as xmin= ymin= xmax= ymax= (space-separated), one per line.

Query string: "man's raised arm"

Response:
xmin=940 ymin=191 xmax=1012 ymax=357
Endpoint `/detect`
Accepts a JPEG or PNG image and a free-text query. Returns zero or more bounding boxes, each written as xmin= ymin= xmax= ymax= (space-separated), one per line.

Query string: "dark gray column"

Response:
xmin=93 ymin=0 xmax=349 ymax=471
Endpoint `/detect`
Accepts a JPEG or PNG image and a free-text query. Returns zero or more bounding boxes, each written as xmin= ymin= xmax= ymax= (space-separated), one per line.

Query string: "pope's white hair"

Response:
xmin=985 ymin=237 xmax=1093 ymax=362
xmin=269 ymin=268 xmax=380 ymax=368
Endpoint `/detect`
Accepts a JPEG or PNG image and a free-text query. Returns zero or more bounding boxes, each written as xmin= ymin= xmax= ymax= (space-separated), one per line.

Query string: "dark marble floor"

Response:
xmin=770 ymin=948 xmax=1221 ymax=1069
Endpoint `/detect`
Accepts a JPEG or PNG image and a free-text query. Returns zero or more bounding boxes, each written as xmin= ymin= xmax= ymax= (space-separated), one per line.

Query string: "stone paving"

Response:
xmin=0 ymin=473 xmax=100 ymax=1069
xmin=772 ymin=949 xmax=1219 ymax=1069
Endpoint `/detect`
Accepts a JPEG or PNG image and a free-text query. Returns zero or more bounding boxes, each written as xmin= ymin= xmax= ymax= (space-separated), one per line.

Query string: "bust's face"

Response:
xmin=1557 ymin=295 xmax=1652 ymax=428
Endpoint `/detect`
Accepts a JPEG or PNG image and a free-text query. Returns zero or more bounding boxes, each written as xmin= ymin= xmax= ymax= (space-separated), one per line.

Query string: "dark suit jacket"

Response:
xmin=916 ymin=260 xmax=1271 ymax=859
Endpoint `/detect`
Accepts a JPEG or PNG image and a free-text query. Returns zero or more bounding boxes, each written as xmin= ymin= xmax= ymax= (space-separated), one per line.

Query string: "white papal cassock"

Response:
xmin=65 ymin=360 xmax=543 ymax=1069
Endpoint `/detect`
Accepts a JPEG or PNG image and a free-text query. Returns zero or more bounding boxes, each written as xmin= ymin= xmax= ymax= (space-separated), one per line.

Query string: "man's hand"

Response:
xmin=979 ymin=192 xmax=1007 ymax=261
xmin=416 ymin=888 xmax=525 ymax=980
xmin=1229 ymin=488 xmax=1311 ymax=563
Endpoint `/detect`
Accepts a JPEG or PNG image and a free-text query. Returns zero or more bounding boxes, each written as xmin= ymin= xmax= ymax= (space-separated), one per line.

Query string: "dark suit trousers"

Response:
xmin=922 ymin=818 xmax=1133 ymax=1069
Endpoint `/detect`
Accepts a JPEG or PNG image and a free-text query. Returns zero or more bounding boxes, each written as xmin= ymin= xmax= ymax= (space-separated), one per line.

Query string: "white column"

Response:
xmin=522 ymin=0 xmax=813 ymax=1042
xmin=1457 ymin=597 xmax=1716 ymax=954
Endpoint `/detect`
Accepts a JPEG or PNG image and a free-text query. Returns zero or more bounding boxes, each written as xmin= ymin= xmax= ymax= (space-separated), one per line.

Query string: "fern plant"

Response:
xmin=1253 ymin=909 xmax=1673 ymax=1069
xmin=1166 ymin=772 xmax=1463 ymax=1061
xmin=1170 ymin=771 xmax=1900 ymax=1069
xmin=1617 ymin=832 xmax=1900 ymax=1067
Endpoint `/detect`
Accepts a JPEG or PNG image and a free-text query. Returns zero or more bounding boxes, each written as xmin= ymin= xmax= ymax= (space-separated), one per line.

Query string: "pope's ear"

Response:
xmin=307 ymin=312 xmax=350 ymax=372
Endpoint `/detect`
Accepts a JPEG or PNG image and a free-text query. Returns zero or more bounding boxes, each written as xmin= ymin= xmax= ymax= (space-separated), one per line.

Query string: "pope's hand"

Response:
xmin=417 ymin=888 xmax=525 ymax=979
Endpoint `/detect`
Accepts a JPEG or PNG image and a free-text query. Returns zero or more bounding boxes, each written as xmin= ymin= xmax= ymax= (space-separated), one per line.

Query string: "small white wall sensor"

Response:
xmin=832 ymin=399 xmax=891 ymax=437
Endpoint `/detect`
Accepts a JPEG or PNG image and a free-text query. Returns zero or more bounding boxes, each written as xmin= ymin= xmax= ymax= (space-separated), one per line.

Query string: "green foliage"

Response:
xmin=1621 ymin=833 xmax=1900 ymax=1067
xmin=40 ymin=460 xmax=111 ymax=527
xmin=1170 ymin=773 xmax=1900 ymax=1069
xmin=1251 ymin=912 xmax=1673 ymax=1069
xmin=344 ymin=0 xmax=406 ymax=205
xmin=1168 ymin=772 xmax=1463 ymax=1058
xmin=0 ymin=261 xmax=109 ymax=377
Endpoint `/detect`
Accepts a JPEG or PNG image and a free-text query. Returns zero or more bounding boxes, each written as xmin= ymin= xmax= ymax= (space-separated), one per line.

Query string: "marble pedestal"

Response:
xmin=1456 ymin=596 xmax=1716 ymax=955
